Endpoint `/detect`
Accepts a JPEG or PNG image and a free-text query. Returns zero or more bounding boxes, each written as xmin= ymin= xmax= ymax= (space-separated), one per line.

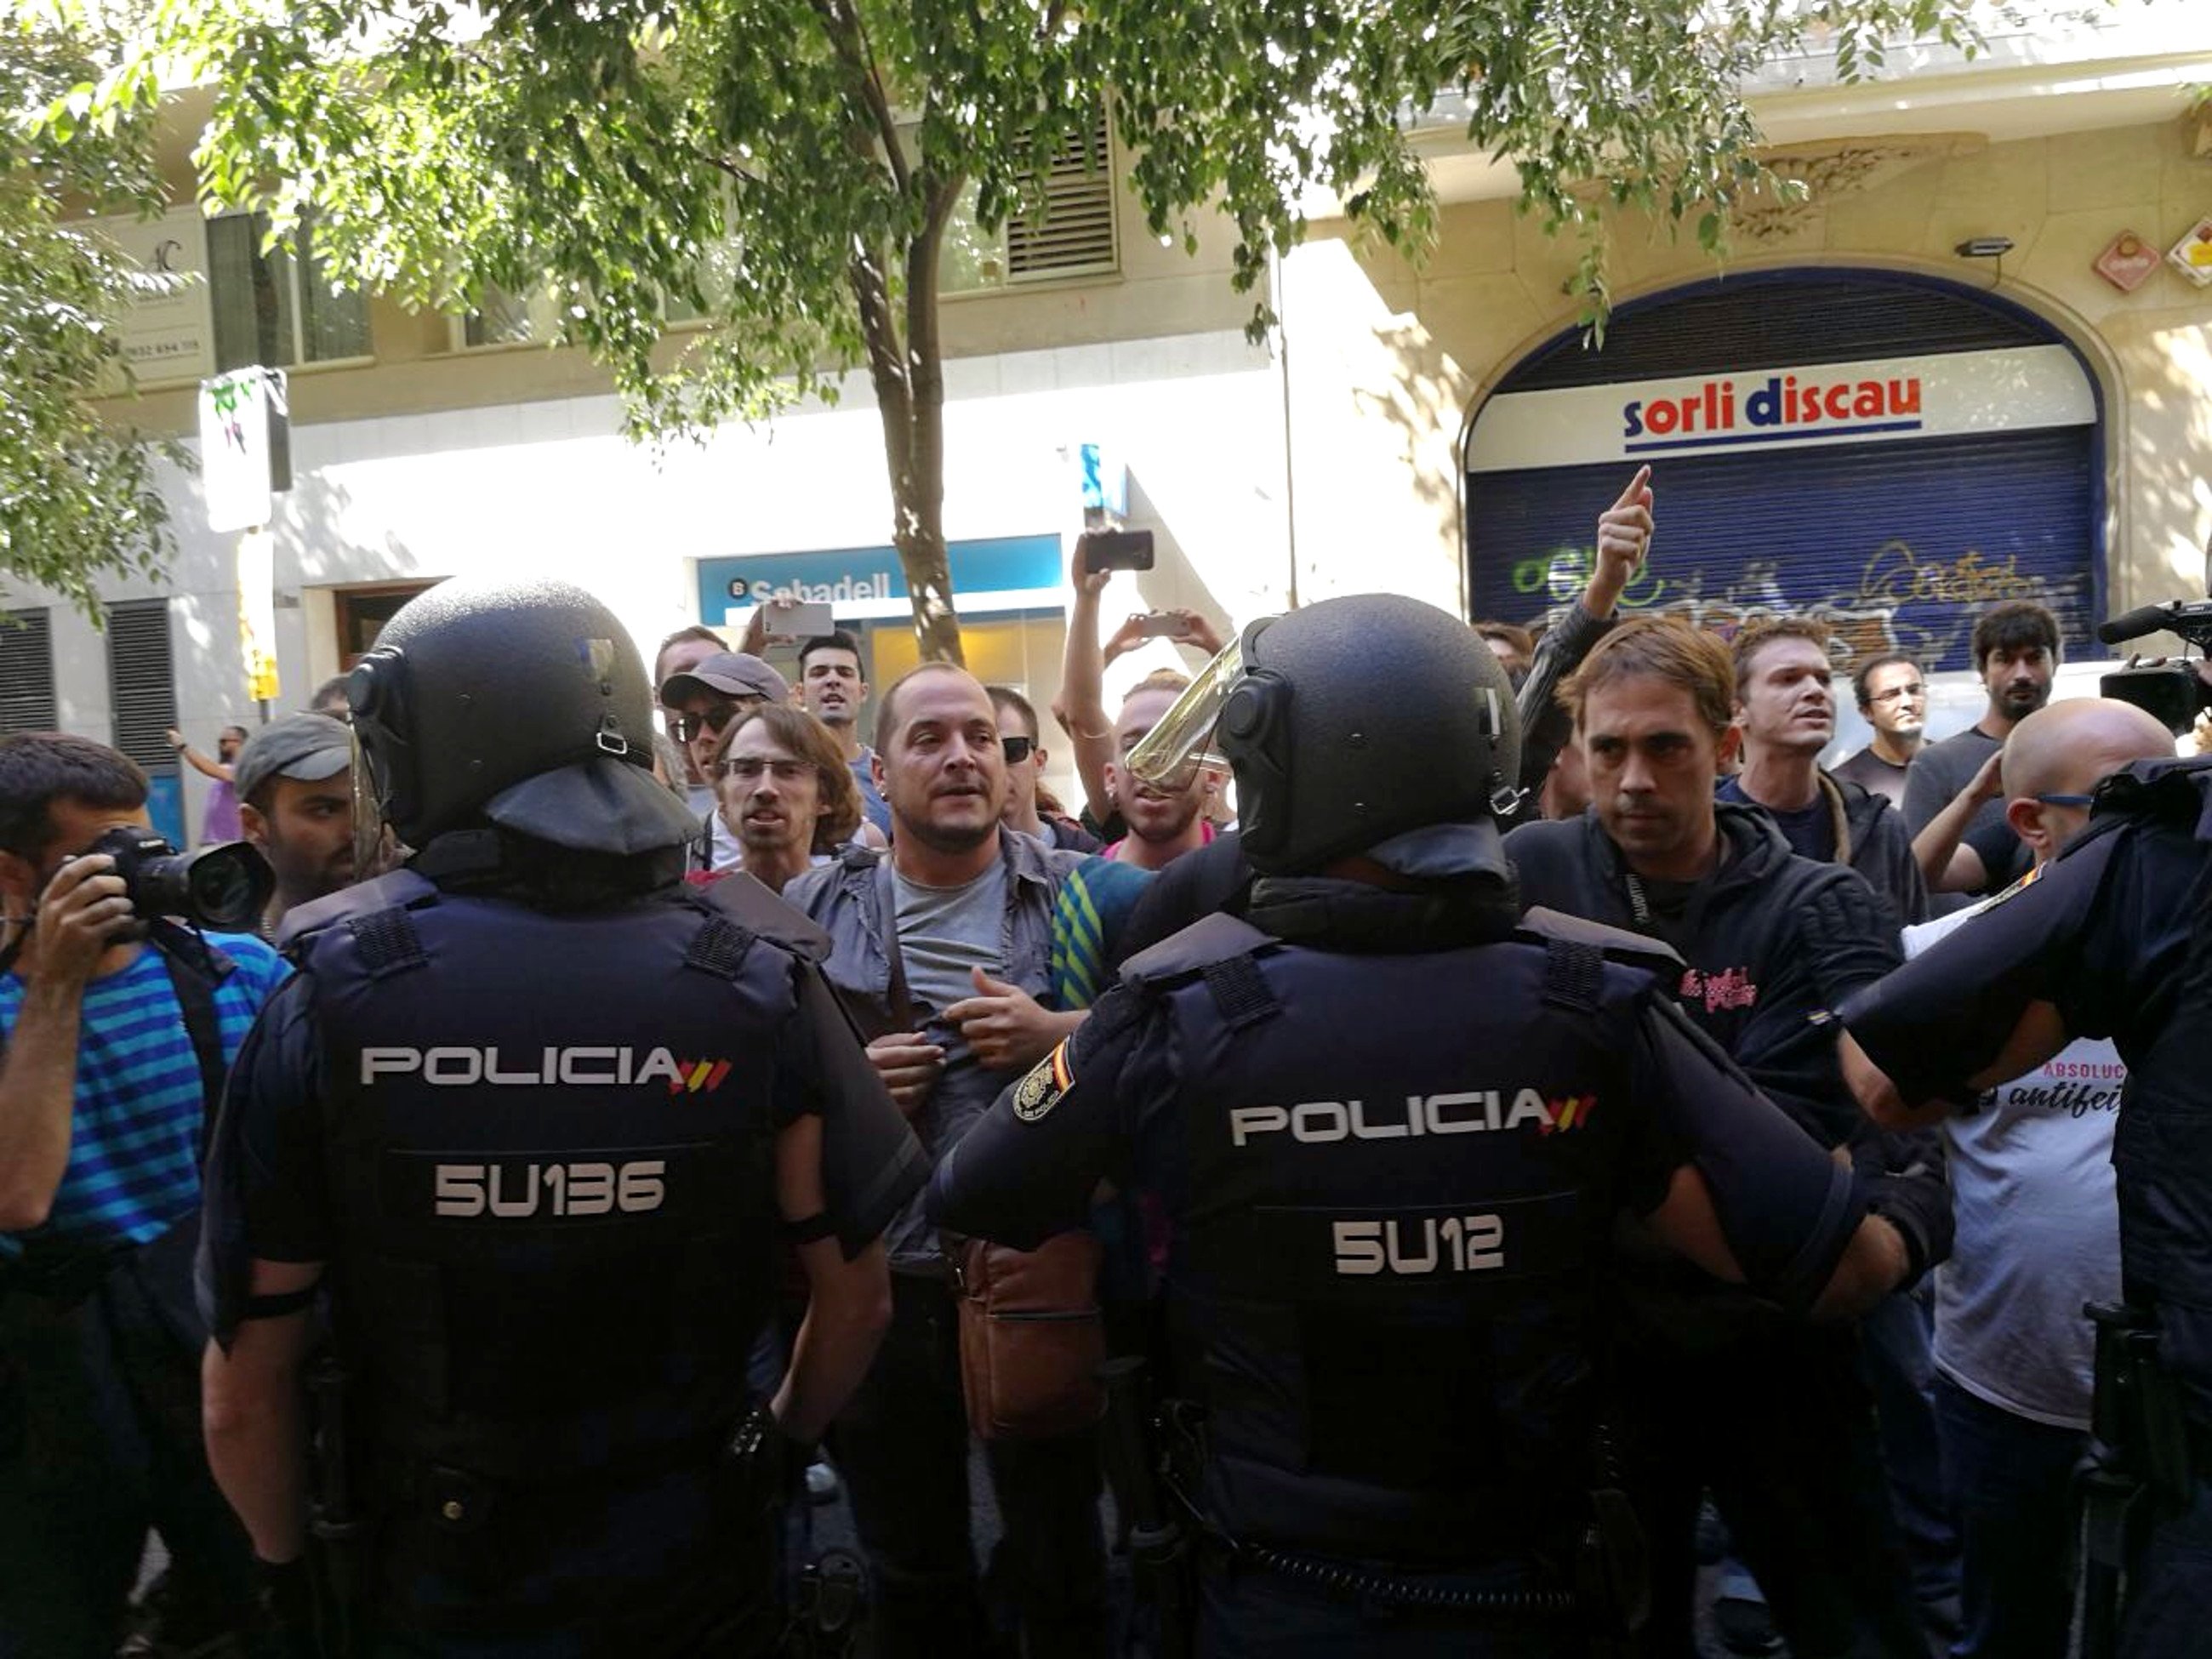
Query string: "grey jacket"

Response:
xmin=781 ymin=828 xmax=1089 ymax=1271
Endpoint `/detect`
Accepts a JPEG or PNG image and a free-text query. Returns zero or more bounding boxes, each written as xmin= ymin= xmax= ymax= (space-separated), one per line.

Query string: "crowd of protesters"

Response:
xmin=0 ymin=459 xmax=2182 ymax=1659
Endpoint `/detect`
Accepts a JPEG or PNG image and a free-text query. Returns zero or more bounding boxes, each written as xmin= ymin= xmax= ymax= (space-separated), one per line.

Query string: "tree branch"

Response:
xmin=807 ymin=0 xmax=908 ymax=198
xmin=684 ymin=144 xmax=762 ymax=189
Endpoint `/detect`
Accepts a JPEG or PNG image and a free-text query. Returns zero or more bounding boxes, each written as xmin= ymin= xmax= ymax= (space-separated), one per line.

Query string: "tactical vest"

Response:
xmin=294 ymin=871 xmax=791 ymax=1505
xmin=2093 ymin=761 xmax=2212 ymax=1425
xmin=1124 ymin=912 xmax=1670 ymax=1570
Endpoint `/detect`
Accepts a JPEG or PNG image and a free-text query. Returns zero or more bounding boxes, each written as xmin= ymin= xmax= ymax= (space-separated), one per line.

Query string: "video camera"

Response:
xmin=2096 ymin=600 xmax=2212 ymax=736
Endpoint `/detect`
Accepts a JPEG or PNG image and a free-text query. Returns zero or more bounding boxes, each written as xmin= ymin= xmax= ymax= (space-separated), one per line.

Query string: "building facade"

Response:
xmin=8 ymin=2 xmax=2211 ymax=838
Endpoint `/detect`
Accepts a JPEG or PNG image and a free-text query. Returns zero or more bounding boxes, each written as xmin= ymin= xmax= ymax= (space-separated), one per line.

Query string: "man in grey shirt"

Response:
xmin=780 ymin=662 xmax=1137 ymax=1659
xmin=1902 ymin=601 xmax=2059 ymax=901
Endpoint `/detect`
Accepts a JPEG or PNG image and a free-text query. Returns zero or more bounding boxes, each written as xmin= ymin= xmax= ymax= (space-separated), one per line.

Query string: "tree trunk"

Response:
xmin=847 ymin=209 xmax=965 ymax=667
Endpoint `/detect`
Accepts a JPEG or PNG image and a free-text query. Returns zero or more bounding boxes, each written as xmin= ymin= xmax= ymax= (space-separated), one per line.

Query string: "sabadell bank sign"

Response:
xmin=1468 ymin=345 xmax=2095 ymax=473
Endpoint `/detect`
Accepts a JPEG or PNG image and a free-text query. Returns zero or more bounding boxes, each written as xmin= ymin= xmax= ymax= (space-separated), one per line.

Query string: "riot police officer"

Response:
xmin=198 ymin=576 xmax=923 ymax=1656
xmin=1840 ymin=753 xmax=2212 ymax=1659
xmin=928 ymin=592 xmax=1944 ymax=1656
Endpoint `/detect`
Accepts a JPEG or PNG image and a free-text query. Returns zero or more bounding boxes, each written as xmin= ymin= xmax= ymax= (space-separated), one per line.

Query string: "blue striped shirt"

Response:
xmin=0 ymin=933 xmax=286 ymax=1256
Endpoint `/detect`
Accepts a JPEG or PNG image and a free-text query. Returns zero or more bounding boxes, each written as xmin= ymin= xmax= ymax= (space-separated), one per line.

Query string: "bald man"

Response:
xmin=1861 ymin=698 xmax=2174 ymax=1659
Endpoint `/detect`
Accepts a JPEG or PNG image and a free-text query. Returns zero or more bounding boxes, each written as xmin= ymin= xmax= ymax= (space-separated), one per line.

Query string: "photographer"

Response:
xmin=0 ymin=733 xmax=286 ymax=1657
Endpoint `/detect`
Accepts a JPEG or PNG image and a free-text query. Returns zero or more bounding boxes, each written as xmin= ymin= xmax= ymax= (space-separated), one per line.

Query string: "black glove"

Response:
xmin=254 ymin=1555 xmax=318 ymax=1659
xmin=1865 ymin=1159 xmax=1955 ymax=1290
xmin=727 ymin=1406 xmax=815 ymax=1519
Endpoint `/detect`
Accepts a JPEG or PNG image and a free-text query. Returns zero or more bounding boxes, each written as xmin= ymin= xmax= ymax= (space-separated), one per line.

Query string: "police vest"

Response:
xmin=2090 ymin=761 xmax=2212 ymax=1424
xmin=1123 ymin=909 xmax=1675 ymax=1570
xmin=295 ymin=870 xmax=797 ymax=1492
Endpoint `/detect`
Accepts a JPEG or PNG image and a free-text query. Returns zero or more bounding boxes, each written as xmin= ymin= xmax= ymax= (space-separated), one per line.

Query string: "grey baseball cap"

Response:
xmin=233 ymin=712 xmax=353 ymax=804
xmin=658 ymin=651 xmax=791 ymax=706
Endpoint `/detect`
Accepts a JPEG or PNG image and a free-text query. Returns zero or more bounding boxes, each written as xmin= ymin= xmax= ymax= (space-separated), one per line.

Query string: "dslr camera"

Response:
xmin=85 ymin=828 xmax=271 ymax=934
xmin=2097 ymin=599 xmax=2212 ymax=737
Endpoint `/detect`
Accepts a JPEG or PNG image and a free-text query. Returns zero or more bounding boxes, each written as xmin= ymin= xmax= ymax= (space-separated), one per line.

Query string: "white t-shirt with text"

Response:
xmin=1908 ymin=892 xmax=2122 ymax=1430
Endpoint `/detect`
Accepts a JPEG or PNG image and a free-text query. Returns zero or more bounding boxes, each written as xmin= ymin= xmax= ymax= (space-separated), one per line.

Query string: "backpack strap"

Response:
xmin=156 ymin=938 xmax=236 ymax=1163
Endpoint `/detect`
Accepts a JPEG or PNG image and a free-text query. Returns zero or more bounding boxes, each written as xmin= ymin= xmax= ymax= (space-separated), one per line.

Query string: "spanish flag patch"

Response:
xmin=1013 ymin=1040 xmax=1075 ymax=1122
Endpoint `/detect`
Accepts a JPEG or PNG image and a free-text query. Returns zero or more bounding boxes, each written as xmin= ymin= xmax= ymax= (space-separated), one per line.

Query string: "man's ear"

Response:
xmin=869 ymin=750 xmax=887 ymax=794
xmin=2004 ymin=795 xmax=2051 ymax=859
xmin=1716 ymin=725 xmax=1743 ymax=770
xmin=0 ymin=849 xmax=34 ymax=910
xmin=239 ymin=802 xmax=271 ymax=851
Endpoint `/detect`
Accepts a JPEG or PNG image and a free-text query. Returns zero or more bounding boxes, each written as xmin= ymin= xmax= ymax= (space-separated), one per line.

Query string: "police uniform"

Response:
xmin=928 ymin=594 xmax=1884 ymax=1657
xmin=198 ymin=576 xmax=924 ymax=1657
xmin=932 ymin=892 xmax=1872 ymax=1656
xmin=1841 ymin=755 xmax=2212 ymax=1659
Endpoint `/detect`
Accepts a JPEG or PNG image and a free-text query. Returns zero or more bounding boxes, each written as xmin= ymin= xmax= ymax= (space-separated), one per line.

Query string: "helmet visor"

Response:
xmin=349 ymin=725 xmax=408 ymax=881
xmin=1126 ymin=633 xmax=1245 ymax=793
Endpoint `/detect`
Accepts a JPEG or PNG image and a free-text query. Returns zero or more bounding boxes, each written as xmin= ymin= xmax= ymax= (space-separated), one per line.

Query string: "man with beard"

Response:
xmin=1902 ymin=601 xmax=2059 ymax=898
xmin=660 ymin=649 xmax=793 ymax=873
xmin=1102 ymin=669 xmax=1221 ymax=870
xmin=796 ymin=631 xmax=894 ymax=839
xmin=711 ymin=704 xmax=867 ymax=893
xmin=168 ymin=724 xmax=248 ymax=845
xmin=1833 ymin=655 xmax=1928 ymax=809
xmin=233 ymin=713 xmax=358 ymax=936
xmin=779 ymin=664 xmax=1144 ymax=1657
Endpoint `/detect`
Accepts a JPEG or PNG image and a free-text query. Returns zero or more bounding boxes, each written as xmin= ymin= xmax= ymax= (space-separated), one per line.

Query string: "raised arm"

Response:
xmin=168 ymin=729 xmax=235 ymax=784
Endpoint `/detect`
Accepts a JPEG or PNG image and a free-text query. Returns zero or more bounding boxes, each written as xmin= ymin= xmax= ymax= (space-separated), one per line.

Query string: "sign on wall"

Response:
xmin=1467 ymin=345 xmax=2094 ymax=472
xmin=696 ymin=534 xmax=1065 ymax=624
xmin=88 ymin=206 xmax=215 ymax=385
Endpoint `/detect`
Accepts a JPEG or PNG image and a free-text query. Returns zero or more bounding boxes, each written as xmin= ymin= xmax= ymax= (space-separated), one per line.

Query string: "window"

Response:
xmin=0 ymin=610 xmax=57 ymax=736
xmin=208 ymin=211 xmax=372 ymax=372
xmin=942 ymin=107 xmax=1119 ymax=293
xmin=334 ymin=581 xmax=438 ymax=669
xmin=105 ymin=599 xmax=178 ymax=772
xmin=456 ymin=282 xmax=705 ymax=351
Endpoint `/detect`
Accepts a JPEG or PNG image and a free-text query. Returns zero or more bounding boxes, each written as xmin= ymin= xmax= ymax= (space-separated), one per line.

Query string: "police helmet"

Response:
xmin=1206 ymin=593 xmax=1520 ymax=877
xmin=346 ymin=576 xmax=698 ymax=857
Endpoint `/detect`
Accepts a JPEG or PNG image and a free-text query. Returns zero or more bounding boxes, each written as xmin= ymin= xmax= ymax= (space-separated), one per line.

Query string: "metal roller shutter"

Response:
xmin=1468 ymin=426 xmax=2097 ymax=674
xmin=1467 ymin=271 xmax=2101 ymax=671
xmin=0 ymin=610 xmax=57 ymax=735
xmin=105 ymin=598 xmax=180 ymax=771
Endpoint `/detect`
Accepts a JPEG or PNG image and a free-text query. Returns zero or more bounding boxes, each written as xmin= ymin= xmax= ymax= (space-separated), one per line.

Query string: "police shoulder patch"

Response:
xmin=1012 ymin=1040 xmax=1076 ymax=1122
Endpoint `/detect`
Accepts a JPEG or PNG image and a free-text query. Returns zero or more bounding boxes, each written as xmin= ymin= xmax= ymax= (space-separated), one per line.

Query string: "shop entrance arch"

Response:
xmin=1462 ymin=269 xmax=2106 ymax=672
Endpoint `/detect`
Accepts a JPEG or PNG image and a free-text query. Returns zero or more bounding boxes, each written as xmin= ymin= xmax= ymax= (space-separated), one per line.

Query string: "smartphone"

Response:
xmin=764 ymin=598 xmax=833 ymax=642
xmin=1086 ymin=528 xmax=1154 ymax=572
xmin=1134 ymin=612 xmax=1186 ymax=640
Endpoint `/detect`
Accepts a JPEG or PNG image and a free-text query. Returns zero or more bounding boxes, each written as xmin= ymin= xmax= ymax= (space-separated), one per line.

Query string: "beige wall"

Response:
xmin=99 ymin=157 xmax=1261 ymax=436
xmin=1283 ymin=116 xmax=2212 ymax=623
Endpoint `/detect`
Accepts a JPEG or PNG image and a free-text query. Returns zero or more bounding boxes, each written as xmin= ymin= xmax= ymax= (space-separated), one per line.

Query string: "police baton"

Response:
xmin=1098 ymin=1356 xmax=1191 ymax=1659
xmin=306 ymin=1354 xmax=366 ymax=1659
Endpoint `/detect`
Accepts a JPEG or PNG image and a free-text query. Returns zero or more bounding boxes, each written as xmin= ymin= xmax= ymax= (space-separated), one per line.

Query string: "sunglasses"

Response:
xmin=669 ymin=703 xmax=747 ymax=744
xmin=2033 ymin=793 xmax=2095 ymax=808
xmin=1001 ymin=735 xmax=1035 ymax=765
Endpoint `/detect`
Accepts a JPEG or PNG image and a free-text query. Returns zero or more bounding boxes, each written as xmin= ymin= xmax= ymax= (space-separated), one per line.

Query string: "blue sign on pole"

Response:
xmin=1078 ymin=444 xmax=1126 ymax=520
xmin=697 ymin=534 xmax=1064 ymax=624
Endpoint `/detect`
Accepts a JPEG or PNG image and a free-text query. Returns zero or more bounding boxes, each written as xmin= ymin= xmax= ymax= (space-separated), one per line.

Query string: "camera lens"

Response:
xmin=179 ymin=845 xmax=273 ymax=932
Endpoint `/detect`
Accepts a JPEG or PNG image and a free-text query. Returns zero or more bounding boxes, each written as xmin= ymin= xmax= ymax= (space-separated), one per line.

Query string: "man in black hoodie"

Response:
xmin=1721 ymin=618 xmax=1925 ymax=932
xmin=1504 ymin=616 xmax=1935 ymax=1658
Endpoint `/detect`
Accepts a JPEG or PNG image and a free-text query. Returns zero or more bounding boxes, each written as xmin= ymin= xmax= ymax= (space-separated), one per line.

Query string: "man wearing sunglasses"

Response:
xmin=659 ymin=652 xmax=791 ymax=872
xmin=1845 ymin=696 xmax=2180 ymax=1659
